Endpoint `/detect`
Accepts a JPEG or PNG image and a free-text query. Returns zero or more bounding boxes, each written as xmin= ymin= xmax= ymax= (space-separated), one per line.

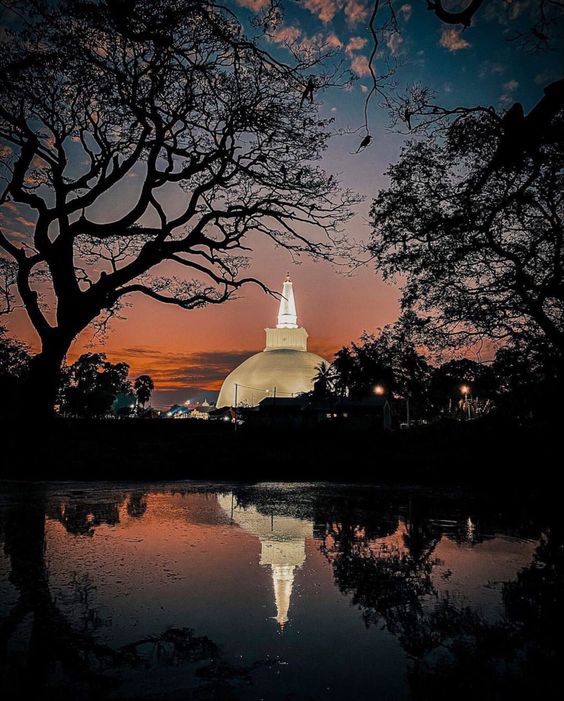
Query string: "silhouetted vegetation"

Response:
xmin=60 ymin=353 xmax=132 ymax=418
xmin=0 ymin=485 xmax=277 ymax=700
xmin=0 ymin=0 xmax=354 ymax=416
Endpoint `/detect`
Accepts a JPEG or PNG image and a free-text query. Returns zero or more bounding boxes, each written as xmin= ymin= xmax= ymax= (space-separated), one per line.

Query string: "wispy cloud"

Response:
xmin=439 ymin=28 xmax=471 ymax=51
xmin=500 ymin=79 xmax=519 ymax=106
xmin=302 ymin=0 xmax=368 ymax=25
xmin=479 ymin=61 xmax=507 ymax=78
xmin=386 ymin=31 xmax=403 ymax=56
xmin=303 ymin=0 xmax=341 ymax=23
xmin=344 ymin=0 xmax=369 ymax=25
xmin=345 ymin=35 xmax=367 ymax=56
xmin=399 ymin=4 xmax=412 ymax=21
xmin=350 ymin=54 xmax=371 ymax=77
xmin=269 ymin=25 xmax=302 ymax=45
xmin=107 ymin=347 xmax=256 ymax=391
xmin=234 ymin=0 xmax=270 ymax=10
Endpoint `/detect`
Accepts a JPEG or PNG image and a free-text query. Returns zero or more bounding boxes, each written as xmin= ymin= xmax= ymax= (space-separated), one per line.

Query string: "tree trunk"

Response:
xmin=24 ymin=336 xmax=69 ymax=419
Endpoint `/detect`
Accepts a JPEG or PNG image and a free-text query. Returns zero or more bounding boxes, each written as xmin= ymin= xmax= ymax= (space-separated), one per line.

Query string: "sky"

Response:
xmin=2 ymin=0 xmax=563 ymax=408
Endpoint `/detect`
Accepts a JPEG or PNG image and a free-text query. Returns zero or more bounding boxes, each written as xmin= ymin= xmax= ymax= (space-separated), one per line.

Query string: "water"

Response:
xmin=0 ymin=482 xmax=559 ymax=700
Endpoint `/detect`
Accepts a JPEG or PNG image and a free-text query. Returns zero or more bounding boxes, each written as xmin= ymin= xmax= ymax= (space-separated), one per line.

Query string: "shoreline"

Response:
xmin=4 ymin=415 xmax=556 ymax=489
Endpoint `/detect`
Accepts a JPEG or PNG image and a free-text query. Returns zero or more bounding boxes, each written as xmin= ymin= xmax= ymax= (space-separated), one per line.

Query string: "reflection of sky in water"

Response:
xmin=0 ymin=484 xmax=540 ymax=700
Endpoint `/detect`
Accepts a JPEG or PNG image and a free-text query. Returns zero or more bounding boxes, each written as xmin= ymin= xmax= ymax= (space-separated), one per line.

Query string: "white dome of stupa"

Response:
xmin=216 ymin=275 xmax=327 ymax=408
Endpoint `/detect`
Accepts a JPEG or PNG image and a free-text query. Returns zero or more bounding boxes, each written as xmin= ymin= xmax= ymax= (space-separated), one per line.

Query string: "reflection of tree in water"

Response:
xmin=319 ymin=496 xmax=562 ymax=700
xmin=44 ymin=491 xmax=148 ymax=536
xmin=126 ymin=492 xmax=148 ymax=519
xmin=0 ymin=488 xmax=270 ymax=700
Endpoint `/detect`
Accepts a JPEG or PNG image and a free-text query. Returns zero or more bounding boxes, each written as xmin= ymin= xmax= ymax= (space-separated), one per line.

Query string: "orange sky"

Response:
xmin=5 ymin=143 xmax=401 ymax=407
xmin=7 ymin=249 xmax=400 ymax=406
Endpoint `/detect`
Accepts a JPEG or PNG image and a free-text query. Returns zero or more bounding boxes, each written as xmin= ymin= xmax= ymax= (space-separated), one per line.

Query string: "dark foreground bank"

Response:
xmin=4 ymin=415 xmax=558 ymax=488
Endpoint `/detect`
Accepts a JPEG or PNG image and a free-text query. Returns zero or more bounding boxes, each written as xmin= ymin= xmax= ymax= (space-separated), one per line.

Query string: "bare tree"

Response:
xmin=0 ymin=0 xmax=356 ymax=416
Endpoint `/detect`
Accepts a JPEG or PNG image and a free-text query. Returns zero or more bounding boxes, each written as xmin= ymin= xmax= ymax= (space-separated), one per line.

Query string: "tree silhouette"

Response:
xmin=61 ymin=352 xmax=132 ymax=417
xmin=369 ymin=107 xmax=564 ymax=355
xmin=134 ymin=374 xmax=154 ymax=410
xmin=0 ymin=487 xmax=274 ymax=698
xmin=330 ymin=317 xmax=430 ymax=410
xmin=429 ymin=358 xmax=499 ymax=415
xmin=312 ymin=361 xmax=336 ymax=399
xmin=0 ymin=0 xmax=354 ymax=416
xmin=0 ymin=325 xmax=30 ymax=413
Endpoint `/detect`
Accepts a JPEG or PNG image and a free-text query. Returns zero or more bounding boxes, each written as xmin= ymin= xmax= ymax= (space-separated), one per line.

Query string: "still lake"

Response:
xmin=0 ymin=481 xmax=558 ymax=700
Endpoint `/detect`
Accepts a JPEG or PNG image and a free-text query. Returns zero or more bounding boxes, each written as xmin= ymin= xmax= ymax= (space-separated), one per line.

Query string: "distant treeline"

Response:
xmin=311 ymin=319 xmax=562 ymax=425
xmin=1 ymin=321 xmax=561 ymax=424
xmin=0 ymin=331 xmax=153 ymax=418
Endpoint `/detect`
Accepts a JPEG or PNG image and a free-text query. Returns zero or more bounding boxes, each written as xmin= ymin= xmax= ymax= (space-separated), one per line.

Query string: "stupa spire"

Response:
xmin=272 ymin=564 xmax=295 ymax=629
xmin=277 ymin=273 xmax=298 ymax=329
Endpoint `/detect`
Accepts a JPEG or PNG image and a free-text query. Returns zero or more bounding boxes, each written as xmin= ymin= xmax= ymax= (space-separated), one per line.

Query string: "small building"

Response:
xmin=249 ymin=394 xmax=392 ymax=430
xmin=188 ymin=399 xmax=214 ymax=420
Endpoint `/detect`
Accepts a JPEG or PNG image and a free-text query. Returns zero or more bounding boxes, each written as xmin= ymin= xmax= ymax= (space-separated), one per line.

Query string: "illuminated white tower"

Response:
xmin=277 ymin=273 xmax=298 ymax=328
xmin=217 ymin=494 xmax=313 ymax=629
xmin=216 ymin=274 xmax=328 ymax=407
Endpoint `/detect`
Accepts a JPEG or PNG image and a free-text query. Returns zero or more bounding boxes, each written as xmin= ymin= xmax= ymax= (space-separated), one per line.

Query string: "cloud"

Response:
xmin=111 ymin=347 xmax=255 ymax=391
xmin=399 ymin=4 xmax=412 ymax=21
xmin=479 ymin=61 xmax=506 ymax=78
xmin=500 ymin=79 xmax=519 ymax=106
xmin=302 ymin=0 xmax=368 ymax=25
xmin=350 ymin=54 xmax=371 ymax=77
xmin=269 ymin=25 xmax=302 ymax=45
xmin=386 ymin=31 xmax=403 ymax=55
xmin=344 ymin=0 xmax=369 ymax=25
xmin=345 ymin=35 xmax=367 ymax=55
xmin=303 ymin=0 xmax=341 ymax=23
xmin=235 ymin=0 xmax=270 ymax=10
xmin=15 ymin=215 xmax=35 ymax=229
xmin=439 ymin=27 xmax=471 ymax=51
xmin=325 ymin=33 xmax=343 ymax=48
xmin=535 ymin=70 xmax=557 ymax=85
xmin=502 ymin=79 xmax=519 ymax=92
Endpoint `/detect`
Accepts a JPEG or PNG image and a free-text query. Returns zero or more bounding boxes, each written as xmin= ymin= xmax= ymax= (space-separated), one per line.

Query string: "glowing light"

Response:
xmin=374 ymin=385 xmax=385 ymax=395
xmin=460 ymin=385 xmax=470 ymax=395
xmin=277 ymin=275 xmax=298 ymax=329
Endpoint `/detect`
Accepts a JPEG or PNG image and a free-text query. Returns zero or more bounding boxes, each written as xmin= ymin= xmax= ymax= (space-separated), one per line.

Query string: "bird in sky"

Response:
xmin=300 ymin=77 xmax=316 ymax=107
xmin=352 ymin=134 xmax=372 ymax=154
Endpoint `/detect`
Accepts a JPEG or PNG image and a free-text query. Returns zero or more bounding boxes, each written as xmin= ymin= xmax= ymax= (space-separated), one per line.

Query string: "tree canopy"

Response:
xmin=0 ymin=0 xmax=354 ymax=414
xmin=369 ymin=103 xmax=564 ymax=354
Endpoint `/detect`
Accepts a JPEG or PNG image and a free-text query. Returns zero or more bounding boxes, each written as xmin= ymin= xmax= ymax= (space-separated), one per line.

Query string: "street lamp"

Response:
xmin=460 ymin=385 xmax=471 ymax=420
xmin=374 ymin=384 xmax=385 ymax=396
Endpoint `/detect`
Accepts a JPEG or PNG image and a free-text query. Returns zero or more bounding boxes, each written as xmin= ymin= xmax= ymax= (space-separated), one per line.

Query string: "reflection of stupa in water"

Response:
xmin=217 ymin=494 xmax=313 ymax=628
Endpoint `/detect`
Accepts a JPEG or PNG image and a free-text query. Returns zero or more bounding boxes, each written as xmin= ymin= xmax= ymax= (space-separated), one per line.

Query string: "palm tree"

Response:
xmin=134 ymin=375 xmax=154 ymax=411
xmin=313 ymin=362 xmax=336 ymax=399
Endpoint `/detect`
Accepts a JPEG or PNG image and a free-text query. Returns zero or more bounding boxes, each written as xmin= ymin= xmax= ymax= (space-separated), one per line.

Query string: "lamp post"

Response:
xmin=460 ymin=385 xmax=471 ymax=420
xmin=234 ymin=383 xmax=238 ymax=431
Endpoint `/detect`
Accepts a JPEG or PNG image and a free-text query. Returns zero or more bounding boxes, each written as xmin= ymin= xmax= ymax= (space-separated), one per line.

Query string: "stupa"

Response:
xmin=216 ymin=275 xmax=327 ymax=408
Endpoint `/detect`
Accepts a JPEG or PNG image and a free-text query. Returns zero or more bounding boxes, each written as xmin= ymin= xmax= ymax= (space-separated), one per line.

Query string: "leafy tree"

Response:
xmin=61 ymin=352 xmax=131 ymax=417
xmin=0 ymin=326 xmax=30 ymax=413
xmin=134 ymin=373 xmax=154 ymax=409
xmin=331 ymin=316 xmax=431 ymax=414
xmin=493 ymin=336 xmax=562 ymax=419
xmin=429 ymin=358 xmax=499 ymax=415
xmin=0 ymin=0 xmax=354 ymax=416
xmin=369 ymin=103 xmax=564 ymax=356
